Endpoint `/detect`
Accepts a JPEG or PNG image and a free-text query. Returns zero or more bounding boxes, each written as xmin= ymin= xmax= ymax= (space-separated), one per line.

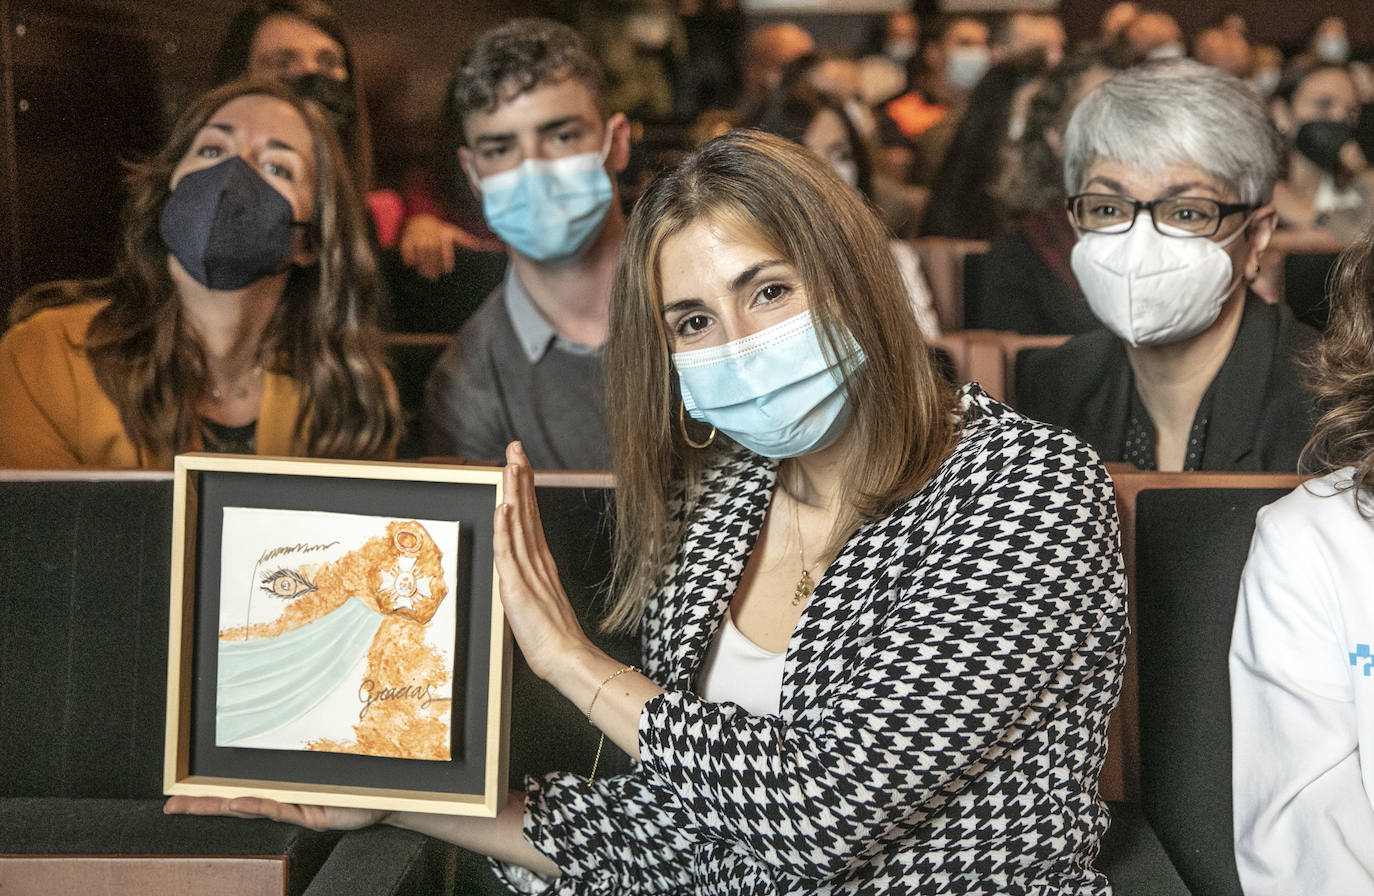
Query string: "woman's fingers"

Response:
xmin=502 ymin=444 xmax=558 ymax=592
xmin=164 ymin=795 xmax=384 ymax=831
xmin=507 ymin=443 xmax=564 ymax=587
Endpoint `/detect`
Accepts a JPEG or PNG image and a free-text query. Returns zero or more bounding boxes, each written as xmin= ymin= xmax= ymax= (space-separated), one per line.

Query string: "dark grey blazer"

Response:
xmin=1014 ymin=293 xmax=1318 ymax=472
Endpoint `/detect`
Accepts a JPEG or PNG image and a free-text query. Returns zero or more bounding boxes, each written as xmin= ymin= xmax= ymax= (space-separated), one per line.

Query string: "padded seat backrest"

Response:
xmin=0 ymin=476 xmax=175 ymax=799
xmin=1281 ymin=251 xmax=1338 ymax=332
xmin=1133 ymin=484 xmax=1296 ymax=896
xmin=383 ymin=332 xmax=450 ymax=458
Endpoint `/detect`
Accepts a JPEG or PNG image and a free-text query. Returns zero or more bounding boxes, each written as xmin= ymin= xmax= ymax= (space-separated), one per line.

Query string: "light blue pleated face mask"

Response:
xmin=673 ymin=310 xmax=864 ymax=459
xmin=476 ymin=125 xmax=615 ymax=262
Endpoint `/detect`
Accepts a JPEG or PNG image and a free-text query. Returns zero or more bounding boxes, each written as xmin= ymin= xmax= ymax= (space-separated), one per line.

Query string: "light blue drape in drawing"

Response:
xmin=216 ymin=597 xmax=382 ymax=745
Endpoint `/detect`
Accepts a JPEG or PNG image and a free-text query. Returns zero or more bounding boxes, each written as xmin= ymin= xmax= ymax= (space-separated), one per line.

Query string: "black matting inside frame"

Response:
xmin=188 ymin=469 xmax=496 ymax=796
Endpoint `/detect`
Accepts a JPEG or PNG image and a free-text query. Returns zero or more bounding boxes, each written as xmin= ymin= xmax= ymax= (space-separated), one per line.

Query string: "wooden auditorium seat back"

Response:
xmin=908 ymin=237 xmax=989 ymax=332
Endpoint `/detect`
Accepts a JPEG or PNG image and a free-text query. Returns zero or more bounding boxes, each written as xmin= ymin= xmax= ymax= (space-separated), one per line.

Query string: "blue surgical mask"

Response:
xmin=476 ymin=127 xmax=615 ymax=262
xmin=673 ymin=311 xmax=863 ymax=458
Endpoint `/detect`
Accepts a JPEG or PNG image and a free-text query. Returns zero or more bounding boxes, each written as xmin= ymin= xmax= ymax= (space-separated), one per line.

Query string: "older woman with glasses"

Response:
xmin=1016 ymin=59 xmax=1317 ymax=472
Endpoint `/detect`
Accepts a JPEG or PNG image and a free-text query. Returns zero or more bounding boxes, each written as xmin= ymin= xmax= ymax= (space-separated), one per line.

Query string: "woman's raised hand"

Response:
xmin=163 ymin=795 xmax=386 ymax=831
xmin=493 ymin=441 xmax=594 ymax=683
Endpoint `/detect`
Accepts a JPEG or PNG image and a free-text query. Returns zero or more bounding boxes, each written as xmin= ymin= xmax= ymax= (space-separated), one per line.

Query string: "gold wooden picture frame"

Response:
xmin=165 ymin=453 xmax=510 ymax=817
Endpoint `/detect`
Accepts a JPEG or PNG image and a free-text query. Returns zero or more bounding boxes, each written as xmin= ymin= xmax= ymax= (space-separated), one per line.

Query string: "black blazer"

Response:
xmin=1014 ymin=293 xmax=1318 ymax=472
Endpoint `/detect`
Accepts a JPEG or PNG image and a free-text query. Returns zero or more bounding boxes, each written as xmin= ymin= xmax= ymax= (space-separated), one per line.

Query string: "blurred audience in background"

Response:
xmin=749 ymin=84 xmax=939 ymax=338
xmin=919 ymin=56 xmax=1047 ymax=240
xmin=692 ymin=20 xmax=814 ymax=141
xmin=1113 ymin=9 xmax=1184 ymax=65
xmin=878 ymin=14 xmax=990 ymax=186
xmin=1192 ymin=25 xmax=1252 ymax=79
xmin=11 ymin=0 xmax=1374 ymax=469
xmin=1094 ymin=2 xmax=1140 ymax=51
xmin=1270 ymin=61 xmax=1372 ymax=244
xmin=979 ymin=53 xmax=1118 ymax=334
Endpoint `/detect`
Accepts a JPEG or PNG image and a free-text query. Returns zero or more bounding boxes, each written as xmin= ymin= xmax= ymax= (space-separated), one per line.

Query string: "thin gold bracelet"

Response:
xmin=587 ymin=664 xmax=639 ymax=782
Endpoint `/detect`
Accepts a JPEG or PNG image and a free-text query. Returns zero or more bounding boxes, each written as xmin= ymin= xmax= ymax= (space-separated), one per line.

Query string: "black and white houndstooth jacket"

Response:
xmin=503 ymin=385 xmax=1127 ymax=895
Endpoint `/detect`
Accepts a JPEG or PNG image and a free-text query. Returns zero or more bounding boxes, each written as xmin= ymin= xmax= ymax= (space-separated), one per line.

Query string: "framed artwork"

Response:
xmin=165 ymin=454 xmax=510 ymax=817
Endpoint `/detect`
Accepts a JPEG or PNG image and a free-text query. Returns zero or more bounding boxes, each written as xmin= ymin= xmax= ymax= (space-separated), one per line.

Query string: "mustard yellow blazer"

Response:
xmin=0 ymin=301 xmax=311 ymax=470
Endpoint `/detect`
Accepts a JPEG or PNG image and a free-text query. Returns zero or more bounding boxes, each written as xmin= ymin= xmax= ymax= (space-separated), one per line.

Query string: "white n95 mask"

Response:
xmin=1070 ymin=215 xmax=1247 ymax=347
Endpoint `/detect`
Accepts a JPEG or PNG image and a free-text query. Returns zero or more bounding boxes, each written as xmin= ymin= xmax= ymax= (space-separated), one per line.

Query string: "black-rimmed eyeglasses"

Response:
xmin=1066 ymin=193 xmax=1255 ymax=238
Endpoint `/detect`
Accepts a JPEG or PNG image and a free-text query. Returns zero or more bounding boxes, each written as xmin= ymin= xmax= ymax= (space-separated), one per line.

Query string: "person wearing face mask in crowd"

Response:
xmin=420 ymin=20 xmax=631 ymax=470
xmin=1109 ymin=9 xmax=1183 ymax=67
xmin=212 ymin=2 xmax=376 ymax=213
xmin=0 ymin=81 xmax=400 ymax=469
xmin=1016 ymin=60 xmax=1317 ymax=473
xmin=748 ymin=84 xmax=939 ymax=337
xmin=855 ymin=11 xmax=920 ymax=113
xmin=168 ymin=128 xmax=1128 ymax=896
xmin=877 ymin=14 xmax=989 ymax=185
xmin=214 ymin=0 xmax=502 ymax=287
xmin=1302 ymin=16 xmax=1352 ymax=68
xmin=1270 ymin=62 xmax=1374 ymax=246
xmin=1250 ymin=44 xmax=1285 ymax=99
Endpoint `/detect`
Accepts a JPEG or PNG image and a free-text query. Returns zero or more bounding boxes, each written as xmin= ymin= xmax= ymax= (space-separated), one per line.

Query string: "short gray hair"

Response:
xmin=1063 ymin=58 xmax=1283 ymax=205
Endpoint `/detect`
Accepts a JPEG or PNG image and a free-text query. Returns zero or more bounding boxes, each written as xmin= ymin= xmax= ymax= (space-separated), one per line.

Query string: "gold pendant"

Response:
xmin=793 ymin=570 xmax=815 ymax=606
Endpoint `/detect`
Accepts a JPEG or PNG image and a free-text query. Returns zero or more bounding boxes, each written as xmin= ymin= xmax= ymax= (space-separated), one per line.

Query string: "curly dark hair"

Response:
xmin=1303 ymin=223 xmax=1374 ymax=501
xmin=444 ymin=18 xmax=605 ymax=141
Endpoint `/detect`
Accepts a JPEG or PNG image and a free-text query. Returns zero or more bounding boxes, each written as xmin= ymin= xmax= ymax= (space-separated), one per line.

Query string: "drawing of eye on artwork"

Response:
xmin=215 ymin=507 xmax=460 ymax=762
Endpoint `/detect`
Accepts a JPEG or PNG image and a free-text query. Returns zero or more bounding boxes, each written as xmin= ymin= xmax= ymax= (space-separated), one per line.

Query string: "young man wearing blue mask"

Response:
xmin=421 ymin=18 xmax=631 ymax=468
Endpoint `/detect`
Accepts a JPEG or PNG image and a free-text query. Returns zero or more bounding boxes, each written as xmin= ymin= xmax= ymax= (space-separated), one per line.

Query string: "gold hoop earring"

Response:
xmin=679 ymin=403 xmax=716 ymax=449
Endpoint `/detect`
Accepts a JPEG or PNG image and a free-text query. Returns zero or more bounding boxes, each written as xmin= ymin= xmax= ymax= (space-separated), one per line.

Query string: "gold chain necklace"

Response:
xmin=207 ymin=364 xmax=263 ymax=406
xmin=791 ymin=495 xmax=816 ymax=606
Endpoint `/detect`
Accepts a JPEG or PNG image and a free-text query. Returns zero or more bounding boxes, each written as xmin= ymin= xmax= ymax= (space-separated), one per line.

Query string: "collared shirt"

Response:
xmin=502 ymin=267 xmax=602 ymax=364
xmin=423 ymin=274 xmax=612 ymax=469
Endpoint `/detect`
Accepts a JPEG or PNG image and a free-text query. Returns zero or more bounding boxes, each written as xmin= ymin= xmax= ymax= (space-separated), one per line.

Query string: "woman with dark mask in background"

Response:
xmin=1270 ymin=61 xmax=1374 ymax=246
xmin=0 ymin=81 xmax=399 ymax=468
xmin=213 ymin=0 xmax=373 ymax=195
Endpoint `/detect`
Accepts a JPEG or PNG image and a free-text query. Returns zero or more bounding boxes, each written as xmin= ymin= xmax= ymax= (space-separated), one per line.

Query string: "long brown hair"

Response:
xmin=1303 ymin=223 xmax=1374 ymax=500
xmin=17 ymin=80 xmax=399 ymax=466
xmin=603 ymin=129 xmax=957 ymax=632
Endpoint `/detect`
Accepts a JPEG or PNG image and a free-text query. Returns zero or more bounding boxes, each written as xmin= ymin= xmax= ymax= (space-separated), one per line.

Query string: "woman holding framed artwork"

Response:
xmin=169 ymin=130 xmax=1126 ymax=894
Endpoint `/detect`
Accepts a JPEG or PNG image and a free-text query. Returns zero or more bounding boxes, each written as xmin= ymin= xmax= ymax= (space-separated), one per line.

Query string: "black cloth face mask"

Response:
xmin=1295 ymin=120 xmax=1353 ymax=174
xmin=286 ymin=73 xmax=357 ymax=149
xmin=159 ymin=156 xmax=305 ymax=290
